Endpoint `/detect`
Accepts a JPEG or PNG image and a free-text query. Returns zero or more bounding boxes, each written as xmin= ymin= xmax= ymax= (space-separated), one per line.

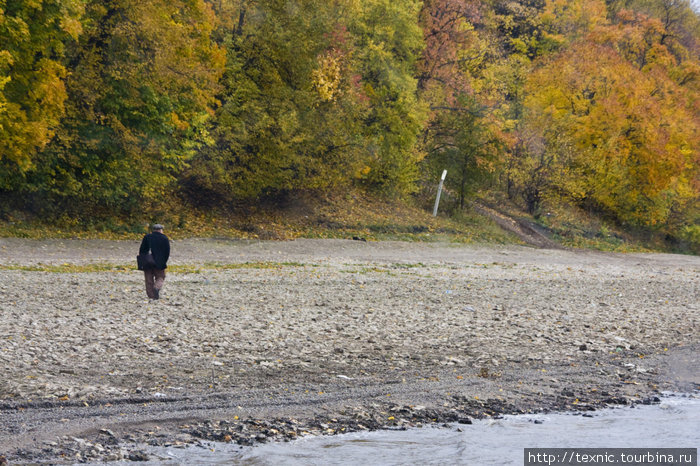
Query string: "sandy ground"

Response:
xmin=0 ymin=238 xmax=698 ymax=463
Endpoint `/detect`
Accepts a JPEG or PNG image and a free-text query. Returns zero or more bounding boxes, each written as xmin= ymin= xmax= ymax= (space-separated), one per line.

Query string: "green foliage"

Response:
xmin=185 ymin=0 xmax=367 ymax=201
xmin=183 ymin=0 xmax=425 ymax=203
xmin=16 ymin=0 xmax=223 ymax=215
xmin=424 ymin=95 xmax=500 ymax=210
xmin=349 ymin=0 xmax=427 ymax=196
xmin=492 ymin=0 xmax=561 ymax=58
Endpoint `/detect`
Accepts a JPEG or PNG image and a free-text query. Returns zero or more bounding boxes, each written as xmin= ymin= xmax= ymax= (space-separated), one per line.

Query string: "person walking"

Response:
xmin=139 ymin=224 xmax=170 ymax=299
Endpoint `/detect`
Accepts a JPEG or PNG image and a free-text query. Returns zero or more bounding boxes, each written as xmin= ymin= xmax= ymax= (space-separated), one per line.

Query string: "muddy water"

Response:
xmin=141 ymin=393 xmax=699 ymax=465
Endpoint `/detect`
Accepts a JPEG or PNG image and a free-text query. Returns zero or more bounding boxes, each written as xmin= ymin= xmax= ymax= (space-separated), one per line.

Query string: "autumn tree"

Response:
xmin=184 ymin=0 xmax=366 ymax=202
xmin=520 ymin=9 xmax=700 ymax=226
xmin=184 ymin=0 xmax=426 ymax=203
xmin=503 ymin=0 xmax=607 ymax=211
xmin=416 ymin=0 xmax=506 ymax=209
xmin=25 ymin=0 xmax=224 ymax=216
xmin=0 ymin=0 xmax=83 ymax=190
xmin=349 ymin=0 xmax=427 ymax=195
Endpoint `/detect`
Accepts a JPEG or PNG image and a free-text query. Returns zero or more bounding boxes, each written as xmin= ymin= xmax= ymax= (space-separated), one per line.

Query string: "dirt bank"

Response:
xmin=0 ymin=239 xmax=698 ymax=463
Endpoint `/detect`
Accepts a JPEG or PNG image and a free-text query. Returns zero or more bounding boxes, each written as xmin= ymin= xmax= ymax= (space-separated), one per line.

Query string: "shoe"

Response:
xmin=153 ymin=288 xmax=160 ymax=300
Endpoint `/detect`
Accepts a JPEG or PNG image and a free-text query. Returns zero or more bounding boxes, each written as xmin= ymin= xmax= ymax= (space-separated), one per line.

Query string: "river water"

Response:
xmin=145 ymin=393 xmax=699 ymax=465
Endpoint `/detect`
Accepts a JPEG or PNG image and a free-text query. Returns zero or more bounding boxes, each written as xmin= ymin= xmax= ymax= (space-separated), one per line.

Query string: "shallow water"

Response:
xmin=147 ymin=394 xmax=699 ymax=465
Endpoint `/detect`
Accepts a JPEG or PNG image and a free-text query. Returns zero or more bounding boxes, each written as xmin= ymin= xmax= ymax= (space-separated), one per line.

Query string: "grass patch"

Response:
xmin=197 ymin=261 xmax=309 ymax=269
xmin=532 ymin=203 xmax=655 ymax=253
xmin=389 ymin=262 xmax=426 ymax=269
xmin=0 ymin=263 xmax=134 ymax=273
xmin=0 ymin=261 xmax=311 ymax=274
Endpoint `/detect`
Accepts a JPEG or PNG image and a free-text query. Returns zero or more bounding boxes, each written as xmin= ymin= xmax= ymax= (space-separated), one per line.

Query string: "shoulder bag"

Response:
xmin=137 ymin=236 xmax=157 ymax=270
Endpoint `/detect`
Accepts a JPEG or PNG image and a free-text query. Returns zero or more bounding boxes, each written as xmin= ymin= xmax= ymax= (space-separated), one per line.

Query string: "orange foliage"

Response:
xmin=524 ymin=17 xmax=700 ymax=226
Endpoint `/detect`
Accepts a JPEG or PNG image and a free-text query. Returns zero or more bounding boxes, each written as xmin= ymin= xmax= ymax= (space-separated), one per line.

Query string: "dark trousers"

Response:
xmin=144 ymin=268 xmax=166 ymax=299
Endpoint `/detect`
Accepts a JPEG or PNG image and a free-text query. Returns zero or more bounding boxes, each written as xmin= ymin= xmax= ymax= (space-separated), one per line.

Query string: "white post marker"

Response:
xmin=433 ymin=169 xmax=447 ymax=216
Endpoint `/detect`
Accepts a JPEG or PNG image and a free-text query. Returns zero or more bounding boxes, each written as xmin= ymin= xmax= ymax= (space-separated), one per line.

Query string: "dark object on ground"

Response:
xmin=128 ymin=451 xmax=149 ymax=461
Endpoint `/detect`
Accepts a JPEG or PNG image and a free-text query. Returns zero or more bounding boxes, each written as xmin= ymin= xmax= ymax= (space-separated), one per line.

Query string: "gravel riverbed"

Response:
xmin=0 ymin=238 xmax=698 ymax=463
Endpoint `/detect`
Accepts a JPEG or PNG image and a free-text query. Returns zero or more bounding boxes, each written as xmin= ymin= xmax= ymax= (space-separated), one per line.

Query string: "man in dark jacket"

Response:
xmin=139 ymin=224 xmax=170 ymax=299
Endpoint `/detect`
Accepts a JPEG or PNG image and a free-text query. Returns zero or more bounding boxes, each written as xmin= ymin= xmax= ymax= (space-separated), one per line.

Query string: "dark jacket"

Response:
xmin=139 ymin=232 xmax=170 ymax=270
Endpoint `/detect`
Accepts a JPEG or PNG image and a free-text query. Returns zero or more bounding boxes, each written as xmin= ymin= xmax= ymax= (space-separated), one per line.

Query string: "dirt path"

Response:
xmin=472 ymin=202 xmax=561 ymax=249
xmin=0 ymin=239 xmax=698 ymax=463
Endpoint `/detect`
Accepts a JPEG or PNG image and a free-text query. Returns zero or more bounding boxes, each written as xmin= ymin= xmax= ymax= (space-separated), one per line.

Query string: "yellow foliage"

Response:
xmin=312 ymin=52 xmax=342 ymax=102
xmin=170 ymin=112 xmax=190 ymax=131
xmin=543 ymin=0 xmax=607 ymax=36
xmin=354 ymin=165 xmax=372 ymax=178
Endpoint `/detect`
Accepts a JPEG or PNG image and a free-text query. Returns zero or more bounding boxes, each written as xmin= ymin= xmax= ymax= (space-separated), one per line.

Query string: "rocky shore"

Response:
xmin=0 ymin=238 xmax=698 ymax=463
